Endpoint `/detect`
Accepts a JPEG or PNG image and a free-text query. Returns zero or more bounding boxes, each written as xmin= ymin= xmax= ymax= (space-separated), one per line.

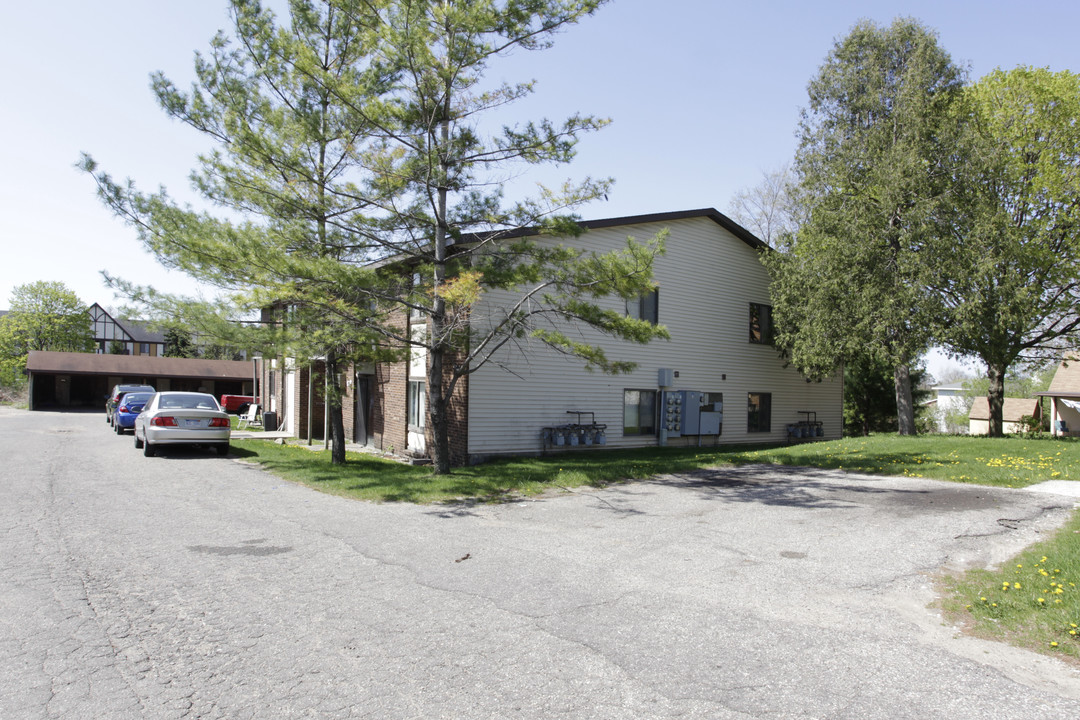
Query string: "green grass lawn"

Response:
xmin=727 ymin=434 xmax=1080 ymax=488
xmin=231 ymin=433 xmax=1080 ymax=503
xmin=939 ymin=511 xmax=1080 ymax=664
xmin=228 ymin=440 xmax=763 ymax=504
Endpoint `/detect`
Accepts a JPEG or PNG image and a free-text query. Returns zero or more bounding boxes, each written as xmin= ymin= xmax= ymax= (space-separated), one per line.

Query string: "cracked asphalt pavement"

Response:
xmin=4 ymin=407 xmax=1080 ymax=719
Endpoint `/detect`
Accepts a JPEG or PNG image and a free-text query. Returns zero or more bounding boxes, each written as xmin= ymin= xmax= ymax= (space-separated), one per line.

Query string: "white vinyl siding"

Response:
xmin=465 ymin=216 xmax=843 ymax=456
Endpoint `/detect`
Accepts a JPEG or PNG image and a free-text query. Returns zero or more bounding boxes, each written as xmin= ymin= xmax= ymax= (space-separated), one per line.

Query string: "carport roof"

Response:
xmin=26 ymin=351 xmax=252 ymax=380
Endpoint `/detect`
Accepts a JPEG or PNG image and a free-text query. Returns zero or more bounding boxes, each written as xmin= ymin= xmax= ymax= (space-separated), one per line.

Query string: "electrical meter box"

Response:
xmin=663 ymin=390 xmax=683 ymax=436
xmin=663 ymin=391 xmax=725 ymax=437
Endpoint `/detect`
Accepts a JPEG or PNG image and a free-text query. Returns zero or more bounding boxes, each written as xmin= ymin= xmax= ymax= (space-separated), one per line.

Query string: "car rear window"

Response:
xmin=158 ymin=394 xmax=221 ymax=411
xmin=123 ymin=394 xmax=153 ymax=405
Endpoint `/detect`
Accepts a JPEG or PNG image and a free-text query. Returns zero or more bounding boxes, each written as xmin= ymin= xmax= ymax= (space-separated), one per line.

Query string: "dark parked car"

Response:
xmin=106 ymin=384 xmax=156 ymax=426
xmin=112 ymin=392 xmax=154 ymax=434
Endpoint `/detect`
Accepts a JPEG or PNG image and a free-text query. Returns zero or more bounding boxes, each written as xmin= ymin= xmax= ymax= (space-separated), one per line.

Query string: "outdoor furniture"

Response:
xmin=238 ymin=404 xmax=262 ymax=430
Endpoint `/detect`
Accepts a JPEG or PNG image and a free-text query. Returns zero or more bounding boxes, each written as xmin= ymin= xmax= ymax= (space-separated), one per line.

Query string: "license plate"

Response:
xmin=185 ymin=419 xmax=203 ymax=428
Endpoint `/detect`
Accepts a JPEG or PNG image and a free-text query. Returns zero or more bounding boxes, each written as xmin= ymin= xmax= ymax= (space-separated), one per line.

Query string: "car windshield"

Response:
xmin=157 ymin=394 xmax=221 ymax=411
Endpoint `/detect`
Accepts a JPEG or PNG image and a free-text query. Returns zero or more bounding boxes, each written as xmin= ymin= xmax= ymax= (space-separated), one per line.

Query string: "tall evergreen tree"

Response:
xmin=763 ymin=18 xmax=965 ymax=435
xmin=84 ymin=0 xmax=667 ymax=473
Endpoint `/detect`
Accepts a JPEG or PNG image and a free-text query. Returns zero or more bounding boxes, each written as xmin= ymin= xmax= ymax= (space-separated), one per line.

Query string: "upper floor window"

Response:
xmin=749 ymin=303 xmax=773 ymax=344
xmin=626 ymin=289 xmax=659 ymax=325
xmin=410 ymin=273 xmax=425 ymax=320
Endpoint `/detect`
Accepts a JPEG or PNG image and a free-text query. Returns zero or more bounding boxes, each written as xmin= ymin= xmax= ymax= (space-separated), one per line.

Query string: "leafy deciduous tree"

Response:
xmin=727 ymin=163 xmax=802 ymax=248
xmin=0 ymin=281 xmax=94 ymax=385
xmin=764 ymin=18 xmax=965 ymax=435
xmin=932 ymin=67 xmax=1080 ymax=436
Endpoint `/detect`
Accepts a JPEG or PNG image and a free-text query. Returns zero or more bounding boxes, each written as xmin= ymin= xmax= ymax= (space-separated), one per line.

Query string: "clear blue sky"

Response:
xmin=1 ymin=0 xmax=1077 ymax=375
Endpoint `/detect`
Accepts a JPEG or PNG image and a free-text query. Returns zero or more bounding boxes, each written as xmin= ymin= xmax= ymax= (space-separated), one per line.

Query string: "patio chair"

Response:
xmin=238 ymin=404 xmax=262 ymax=430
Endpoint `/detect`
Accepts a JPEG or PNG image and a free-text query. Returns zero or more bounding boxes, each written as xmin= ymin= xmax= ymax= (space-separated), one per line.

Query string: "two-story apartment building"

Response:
xmin=258 ymin=208 xmax=843 ymax=464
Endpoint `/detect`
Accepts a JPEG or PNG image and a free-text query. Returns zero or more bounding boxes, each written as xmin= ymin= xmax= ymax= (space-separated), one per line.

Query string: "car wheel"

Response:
xmin=134 ymin=430 xmax=144 ymax=449
xmin=115 ymin=420 xmax=124 ymax=435
xmin=143 ymin=439 xmax=156 ymax=457
xmin=216 ymin=443 xmax=230 ymax=457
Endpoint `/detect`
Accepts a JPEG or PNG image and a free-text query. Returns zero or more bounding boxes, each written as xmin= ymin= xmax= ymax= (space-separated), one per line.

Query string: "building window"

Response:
xmin=747 ymin=392 xmax=772 ymax=433
xmin=409 ymin=273 xmax=425 ymax=320
xmin=626 ymin=289 xmax=659 ymax=324
xmin=623 ymin=389 xmax=657 ymax=436
xmin=139 ymin=343 xmax=150 ymax=354
xmin=749 ymin=303 xmax=773 ymax=344
xmin=408 ymin=380 xmax=426 ymax=429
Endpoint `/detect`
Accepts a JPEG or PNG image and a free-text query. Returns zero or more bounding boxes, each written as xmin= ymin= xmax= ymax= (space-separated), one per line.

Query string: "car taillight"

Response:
xmin=151 ymin=416 xmax=178 ymax=427
xmin=119 ymin=406 xmax=128 ymax=413
xmin=209 ymin=418 xmax=230 ymax=428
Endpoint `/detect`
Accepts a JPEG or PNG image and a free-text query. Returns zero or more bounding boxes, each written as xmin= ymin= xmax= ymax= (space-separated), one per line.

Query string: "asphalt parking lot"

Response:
xmin=3 ymin=407 xmax=1080 ymax=719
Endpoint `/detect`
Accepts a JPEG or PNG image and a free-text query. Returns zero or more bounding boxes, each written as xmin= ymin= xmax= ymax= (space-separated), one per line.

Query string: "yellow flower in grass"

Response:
xmin=1051 ymin=642 xmax=1059 ymax=648
xmin=1038 ymin=598 xmax=1046 ymax=604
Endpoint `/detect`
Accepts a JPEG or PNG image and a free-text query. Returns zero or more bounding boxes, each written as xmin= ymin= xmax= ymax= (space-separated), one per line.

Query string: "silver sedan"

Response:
xmin=134 ymin=391 xmax=231 ymax=457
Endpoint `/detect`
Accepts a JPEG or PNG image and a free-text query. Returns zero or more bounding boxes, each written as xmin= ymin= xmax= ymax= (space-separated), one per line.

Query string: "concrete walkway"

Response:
xmin=1024 ymin=480 xmax=1080 ymax=498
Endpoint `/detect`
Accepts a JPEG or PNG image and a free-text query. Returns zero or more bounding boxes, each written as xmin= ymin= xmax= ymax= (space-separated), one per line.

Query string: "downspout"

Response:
xmin=306 ymin=361 xmax=314 ymax=446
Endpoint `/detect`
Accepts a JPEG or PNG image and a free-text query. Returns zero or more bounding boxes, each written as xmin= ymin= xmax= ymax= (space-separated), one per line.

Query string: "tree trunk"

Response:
xmin=327 ymin=348 xmax=346 ymax=465
xmin=987 ymin=364 xmax=1006 ymax=437
xmin=429 ymin=366 xmax=451 ymax=475
xmin=894 ymin=363 xmax=917 ymax=435
xmin=428 ymin=106 xmax=454 ymax=476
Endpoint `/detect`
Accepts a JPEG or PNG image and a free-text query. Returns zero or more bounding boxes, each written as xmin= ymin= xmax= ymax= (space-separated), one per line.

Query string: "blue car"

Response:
xmin=113 ymin=392 xmax=154 ymax=434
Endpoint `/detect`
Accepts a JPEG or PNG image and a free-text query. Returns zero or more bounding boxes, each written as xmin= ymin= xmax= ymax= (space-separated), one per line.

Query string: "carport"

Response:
xmin=25 ymin=351 xmax=254 ymax=411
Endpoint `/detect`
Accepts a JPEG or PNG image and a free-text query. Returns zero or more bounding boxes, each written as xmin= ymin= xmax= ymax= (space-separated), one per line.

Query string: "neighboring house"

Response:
xmin=1037 ymin=357 xmax=1080 ymax=436
xmin=258 ymin=208 xmax=844 ymax=464
xmin=967 ymin=396 xmax=1041 ymax=435
xmin=926 ymin=382 xmax=969 ymax=433
xmin=89 ymin=303 xmax=166 ymax=357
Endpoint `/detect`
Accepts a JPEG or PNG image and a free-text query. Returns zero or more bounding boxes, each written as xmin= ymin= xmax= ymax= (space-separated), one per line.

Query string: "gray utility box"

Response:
xmin=698 ymin=411 xmax=722 ymax=435
xmin=681 ymin=391 xmax=706 ymax=434
xmin=663 ymin=391 xmax=722 ymax=436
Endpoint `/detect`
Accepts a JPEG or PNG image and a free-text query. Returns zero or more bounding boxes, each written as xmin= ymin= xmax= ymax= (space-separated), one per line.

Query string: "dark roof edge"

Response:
xmin=459 ymin=207 xmax=769 ymax=251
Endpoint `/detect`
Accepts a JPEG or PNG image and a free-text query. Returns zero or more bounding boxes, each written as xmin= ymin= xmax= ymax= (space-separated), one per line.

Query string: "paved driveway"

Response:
xmin=3 ymin=407 xmax=1080 ymax=719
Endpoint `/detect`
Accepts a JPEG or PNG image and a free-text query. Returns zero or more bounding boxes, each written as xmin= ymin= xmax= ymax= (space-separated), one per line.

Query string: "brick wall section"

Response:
xmin=372 ymin=351 xmax=409 ymax=456
xmin=257 ymin=307 xmax=470 ymax=465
